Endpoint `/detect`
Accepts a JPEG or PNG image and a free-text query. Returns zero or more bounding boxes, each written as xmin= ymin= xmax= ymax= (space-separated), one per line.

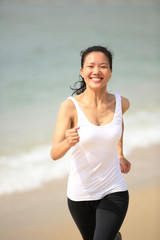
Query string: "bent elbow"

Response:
xmin=50 ymin=148 xmax=58 ymax=161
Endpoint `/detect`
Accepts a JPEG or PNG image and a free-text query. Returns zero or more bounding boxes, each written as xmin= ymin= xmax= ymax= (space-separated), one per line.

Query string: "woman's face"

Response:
xmin=80 ymin=51 xmax=112 ymax=91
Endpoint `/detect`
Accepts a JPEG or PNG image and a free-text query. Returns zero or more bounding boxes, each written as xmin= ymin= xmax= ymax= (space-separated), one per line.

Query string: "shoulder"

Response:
xmin=59 ymin=98 xmax=76 ymax=118
xmin=61 ymin=98 xmax=74 ymax=108
xmin=120 ymin=95 xmax=130 ymax=114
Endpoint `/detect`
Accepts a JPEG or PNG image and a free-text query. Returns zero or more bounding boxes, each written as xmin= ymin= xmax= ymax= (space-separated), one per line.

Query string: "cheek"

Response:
xmin=83 ymin=70 xmax=91 ymax=79
xmin=104 ymin=70 xmax=112 ymax=80
xmin=86 ymin=68 xmax=92 ymax=74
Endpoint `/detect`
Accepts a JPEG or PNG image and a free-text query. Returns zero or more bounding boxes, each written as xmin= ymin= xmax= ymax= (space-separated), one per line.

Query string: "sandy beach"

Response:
xmin=0 ymin=144 xmax=159 ymax=240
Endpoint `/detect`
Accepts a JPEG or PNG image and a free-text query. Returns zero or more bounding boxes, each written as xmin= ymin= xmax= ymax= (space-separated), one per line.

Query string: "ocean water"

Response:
xmin=0 ymin=0 xmax=160 ymax=195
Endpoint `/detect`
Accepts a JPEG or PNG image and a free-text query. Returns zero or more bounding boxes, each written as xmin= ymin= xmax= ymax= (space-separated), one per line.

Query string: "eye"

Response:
xmin=101 ymin=65 xmax=107 ymax=69
xmin=87 ymin=65 xmax=93 ymax=68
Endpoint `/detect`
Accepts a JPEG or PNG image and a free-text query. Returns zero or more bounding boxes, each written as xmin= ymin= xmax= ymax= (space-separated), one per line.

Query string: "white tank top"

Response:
xmin=67 ymin=93 xmax=128 ymax=201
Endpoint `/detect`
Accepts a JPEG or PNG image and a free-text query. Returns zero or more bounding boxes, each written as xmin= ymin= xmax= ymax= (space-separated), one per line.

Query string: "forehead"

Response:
xmin=84 ymin=51 xmax=109 ymax=64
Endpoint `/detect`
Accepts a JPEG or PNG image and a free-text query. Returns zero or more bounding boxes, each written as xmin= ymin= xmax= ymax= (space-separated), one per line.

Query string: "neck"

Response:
xmin=82 ymin=86 xmax=108 ymax=107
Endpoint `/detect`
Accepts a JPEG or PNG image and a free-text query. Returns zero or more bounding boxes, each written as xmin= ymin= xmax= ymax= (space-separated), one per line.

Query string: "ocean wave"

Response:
xmin=0 ymin=146 xmax=71 ymax=196
xmin=124 ymin=109 xmax=160 ymax=154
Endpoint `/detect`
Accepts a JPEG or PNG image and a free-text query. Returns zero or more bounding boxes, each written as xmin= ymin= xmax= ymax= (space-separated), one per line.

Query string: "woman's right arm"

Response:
xmin=50 ymin=99 xmax=80 ymax=160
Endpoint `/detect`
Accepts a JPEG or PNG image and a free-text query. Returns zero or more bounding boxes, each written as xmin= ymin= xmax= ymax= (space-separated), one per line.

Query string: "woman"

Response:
xmin=50 ymin=46 xmax=131 ymax=240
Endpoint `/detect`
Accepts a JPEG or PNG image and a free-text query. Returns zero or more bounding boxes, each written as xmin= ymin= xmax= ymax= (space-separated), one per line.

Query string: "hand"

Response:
xmin=65 ymin=126 xmax=80 ymax=148
xmin=119 ymin=157 xmax=131 ymax=174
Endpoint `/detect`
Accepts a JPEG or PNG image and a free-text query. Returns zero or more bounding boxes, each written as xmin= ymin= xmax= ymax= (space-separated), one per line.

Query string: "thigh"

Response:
xmin=67 ymin=198 xmax=97 ymax=240
xmin=93 ymin=191 xmax=129 ymax=240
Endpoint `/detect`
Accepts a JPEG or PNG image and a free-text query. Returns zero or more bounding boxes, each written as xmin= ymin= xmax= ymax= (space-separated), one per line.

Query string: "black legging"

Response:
xmin=68 ymin=191 xmax=129 ymax=240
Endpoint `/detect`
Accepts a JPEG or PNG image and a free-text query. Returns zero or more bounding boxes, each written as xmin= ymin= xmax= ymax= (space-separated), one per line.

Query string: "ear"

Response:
xmin=80 ymin=68 xmax=84 ymax=78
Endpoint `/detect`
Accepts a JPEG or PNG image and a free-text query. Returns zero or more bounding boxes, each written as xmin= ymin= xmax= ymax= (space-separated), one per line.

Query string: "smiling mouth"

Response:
xmin=90 ymin=77 xmax=103 ymax=82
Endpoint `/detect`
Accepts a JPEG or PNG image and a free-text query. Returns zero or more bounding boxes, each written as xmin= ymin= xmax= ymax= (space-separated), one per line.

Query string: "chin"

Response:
xmin=89 ymin=84 xmax=105 ymax=91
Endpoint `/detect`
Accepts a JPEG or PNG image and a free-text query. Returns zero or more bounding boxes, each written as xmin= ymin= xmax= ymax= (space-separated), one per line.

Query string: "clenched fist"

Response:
xmin=65 ymin=126 xmax=80 ymax=148
xmin=119 ymin=157 xmax=131 ymax=174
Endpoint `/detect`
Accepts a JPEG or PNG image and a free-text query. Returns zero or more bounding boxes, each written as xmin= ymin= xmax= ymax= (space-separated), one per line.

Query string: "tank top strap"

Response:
xmin=67 ymin=96 xmax=87 ymax=126
xmin=114 ymin=93 xmax=122 ymax=117
xmin=67 ymin=96 xmax=82 ymax=113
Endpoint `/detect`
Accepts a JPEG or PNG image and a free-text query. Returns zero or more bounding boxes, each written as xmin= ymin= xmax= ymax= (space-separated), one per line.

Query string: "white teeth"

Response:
xmin=91 ymin=78 xmax=102 ymax=80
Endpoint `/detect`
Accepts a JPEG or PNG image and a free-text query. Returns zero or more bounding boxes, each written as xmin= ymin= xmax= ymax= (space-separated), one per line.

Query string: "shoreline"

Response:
xmin=0 ymin=144 xmax=160 ymax=240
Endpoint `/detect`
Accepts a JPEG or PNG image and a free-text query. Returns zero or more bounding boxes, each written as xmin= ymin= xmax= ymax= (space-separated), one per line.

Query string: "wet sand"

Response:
xmin=0 ymin=144 xmax=160 ymax=240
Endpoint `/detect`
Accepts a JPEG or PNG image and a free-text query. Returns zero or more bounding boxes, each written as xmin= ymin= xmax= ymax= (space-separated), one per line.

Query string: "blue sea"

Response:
xmin=0 ymin=0 xmax=160 ymax=195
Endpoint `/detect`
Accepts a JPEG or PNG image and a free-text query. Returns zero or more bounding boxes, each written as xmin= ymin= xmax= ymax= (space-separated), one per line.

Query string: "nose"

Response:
xmin=93 ymin=67 xmax=101 ymax=74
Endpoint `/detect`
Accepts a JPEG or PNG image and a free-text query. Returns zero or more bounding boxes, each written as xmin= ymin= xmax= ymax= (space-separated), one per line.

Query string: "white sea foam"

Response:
xmin=123 ymin=110 xmax=160 ymax=154
xmin=0 ymin=146 xmax=71 ymax=195
xmin=0 ymin=109 xmax=160 ymax=196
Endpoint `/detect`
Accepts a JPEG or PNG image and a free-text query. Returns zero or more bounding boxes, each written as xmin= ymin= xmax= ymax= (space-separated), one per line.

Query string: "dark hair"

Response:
xmin=70 ymin=45 xmax=113 ymax=95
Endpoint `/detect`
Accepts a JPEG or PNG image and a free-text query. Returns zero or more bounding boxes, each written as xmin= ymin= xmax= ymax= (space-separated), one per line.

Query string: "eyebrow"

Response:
xmin=87 ymin=62 xmax=109 ymax=65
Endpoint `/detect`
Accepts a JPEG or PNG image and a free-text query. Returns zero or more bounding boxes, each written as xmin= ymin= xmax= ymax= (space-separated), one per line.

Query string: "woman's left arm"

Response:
xmin=117 ymin=96 xmax=131 ymax=174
